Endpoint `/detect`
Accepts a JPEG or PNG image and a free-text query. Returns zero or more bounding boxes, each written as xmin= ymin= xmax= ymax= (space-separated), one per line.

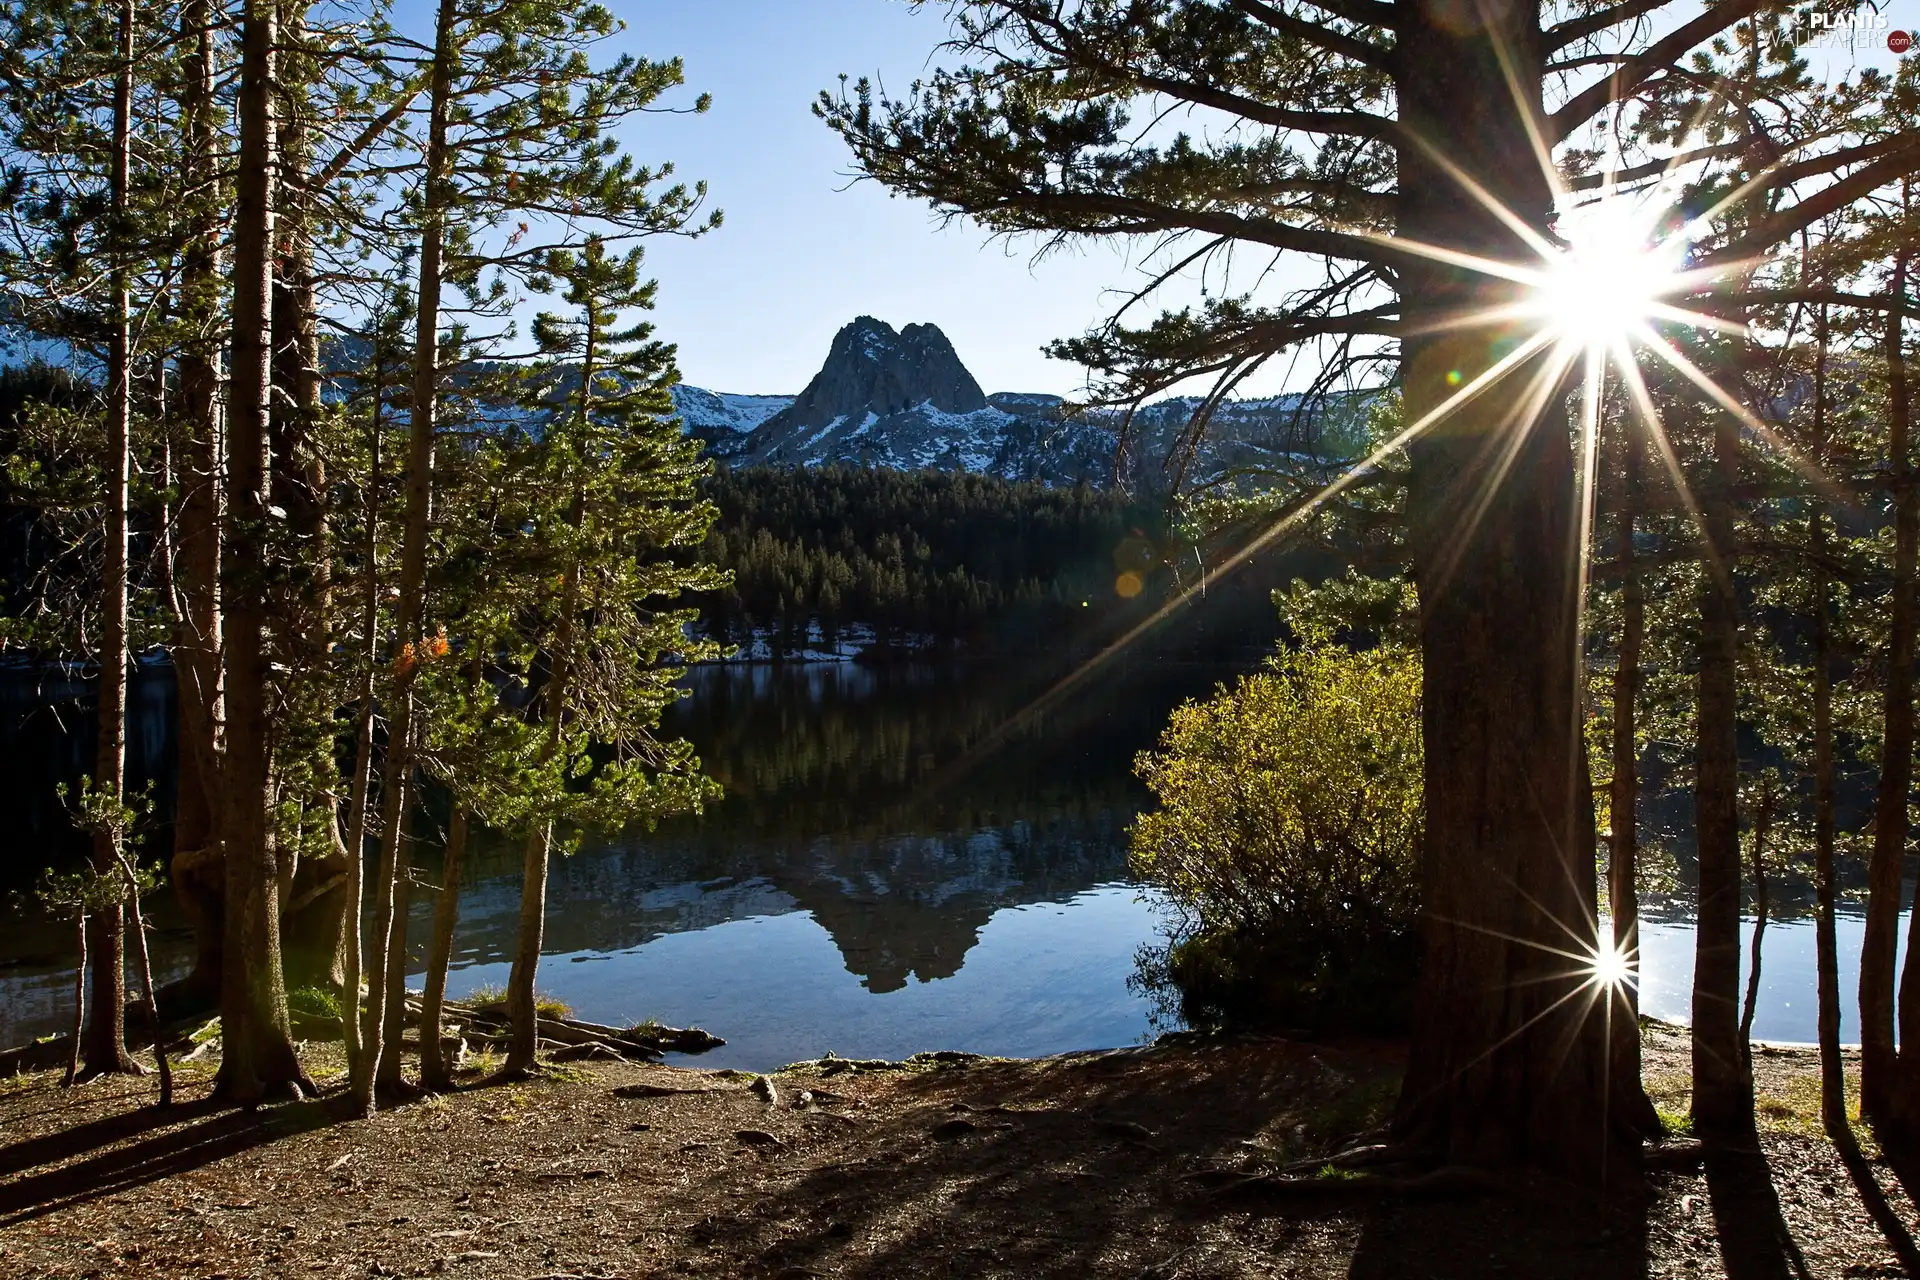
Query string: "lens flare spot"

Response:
xmin=1586 ymin=940 xmax=1635 ymax=992
xmin=1115 ymin=571 xmax=1144 ymax=599
xmin=1445 ymin=369 xmax=1463 ymax=387
xmin=1539 ymin=192 xmax=1690 ymax=353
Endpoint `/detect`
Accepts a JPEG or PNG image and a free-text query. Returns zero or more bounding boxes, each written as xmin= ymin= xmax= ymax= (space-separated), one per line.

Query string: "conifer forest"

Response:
xmin=0 ymin=1 xmax=1918 ymax=1276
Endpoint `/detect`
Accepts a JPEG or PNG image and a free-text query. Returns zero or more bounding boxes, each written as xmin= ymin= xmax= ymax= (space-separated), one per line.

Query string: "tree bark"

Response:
xmin=63 ymin=912 xmax=85 ymax=1087
xmin=119 ymin=850 xmax=172 ymax=1106
xmin=1864 ymin=248 xmax=1913 ymax=1134
xmin=1691 ymin=400 xmax=1756 ymax=1146
xmin=1888 ymin=244 xmax=1920 ymax=1146
xmin=1814 ymin=518 xmax=1848 ymax=1137
xmin=271 ymin=17 xmax=349 ymax=991
xmin=1607 ymin=425 xmax=1662 ymax=1136
xmin=1610 ymin=427 xmax=1644 ymax=997
xmin=1389 ymin=0 xmax=1640 ymax=1182
xmin=354 ymin=0 xmax=457 ymax=1108
xmin=419 ymin=806 xmax=469 ymax=1091
xmin=376 ymin=781 xmax=415 ymax=1094
xmin=212 ymin=0 xmax=309 ymax=1106
xmin=163 ymin=0 xmax=227 ymax=1014
xmin=81 ymin=0 xmax=140 ymax=1081
xmin=1739 ymin=779 xmax=1773 ymax=1057
xmin=505 ymin=822 xmax=554 ymax=1074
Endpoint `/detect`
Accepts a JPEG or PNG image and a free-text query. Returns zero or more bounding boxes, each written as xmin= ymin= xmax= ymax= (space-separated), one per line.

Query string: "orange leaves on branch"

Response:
xmin=392 ymin=625 xmax=451 ymax=677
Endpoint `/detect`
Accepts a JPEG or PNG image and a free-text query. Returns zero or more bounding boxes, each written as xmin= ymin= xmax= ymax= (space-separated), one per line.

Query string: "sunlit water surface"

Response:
xmin=0 ymin=661 xmax=1908 ymax=1066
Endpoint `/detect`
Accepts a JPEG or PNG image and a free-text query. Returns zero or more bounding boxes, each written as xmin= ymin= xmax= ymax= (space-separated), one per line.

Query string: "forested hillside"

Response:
xmin=698 ymin=465 xmax=1176 ymax=655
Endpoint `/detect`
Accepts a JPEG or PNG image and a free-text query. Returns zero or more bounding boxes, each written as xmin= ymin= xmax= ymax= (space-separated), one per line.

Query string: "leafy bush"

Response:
xmin=1129 ymin=626 xmax=1422 ymax=1032
xmin=286 ymin=985 xmax=342 ymax=1022
xmin=465 ymin=984 xmax=572 ymax=1022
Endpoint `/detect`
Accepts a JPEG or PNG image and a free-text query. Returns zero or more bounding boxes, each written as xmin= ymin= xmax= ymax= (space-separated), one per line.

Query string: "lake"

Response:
xmin=0 ymin=658 xmax=1910 ymax=1065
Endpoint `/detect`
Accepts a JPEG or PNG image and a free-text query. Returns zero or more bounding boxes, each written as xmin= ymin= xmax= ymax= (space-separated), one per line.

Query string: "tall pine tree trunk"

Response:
xmin=1610 ymin=431 xmax=1644 ymax=991
xmin=1608 ymin=424 xmax=1661 ymax=1135
xmin=1814 ymin=515 xmax=1848 ymax=1137
xmin=164 ymin=0 xmax=227 ymax=1013
xmin=505 ymin=822 xmax=554 ymax=1074
xmin=1885 ymin=248 xmax=1920 ymax=1147
xmin=82 ymin=0 xmax=139 ymax=1080
xmin=505 ymin=509 xmax=584 ymax=1076
xmin=1739 ymin=780 xmax=1773 ymax=1055
xmin=376 ymin=779 xmax=415 ymax=1092
xmin=119 ymin=848 xmax=172 ymax=1106
xmin=340 ymin=396 xmax=384 ymax=1080
xmin=213 ymin=0 xmax=309 ymax=1105
xmin=420 ymin=805 xmax=470 ymax=1090
xmin=1807 ymin=306 xmax=1851 ymax=1141
xmin=1389 ymin=0 xmax=1640 ymax=1180
xmin=355 ymin=0 xmax=458 ymax=1109
xmin=1863 ymin=248 xmax=1913 ymax=1135
xmin=271 ymin=50 xmax=349 ymax=991
xmin=1691 ymin=407 xmax=1756 ymax=1145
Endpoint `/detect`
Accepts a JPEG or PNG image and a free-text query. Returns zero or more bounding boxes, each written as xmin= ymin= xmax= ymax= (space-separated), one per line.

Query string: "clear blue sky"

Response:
xmin=611 ymin=2 xmax=1914 ymax=397
xmin=608 ymin=0 xmax=1210 ymax=398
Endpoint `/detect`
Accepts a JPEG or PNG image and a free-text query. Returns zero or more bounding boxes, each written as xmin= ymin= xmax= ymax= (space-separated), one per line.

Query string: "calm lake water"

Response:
xmin=0 ymin=659 xmax=1911 ymax=1064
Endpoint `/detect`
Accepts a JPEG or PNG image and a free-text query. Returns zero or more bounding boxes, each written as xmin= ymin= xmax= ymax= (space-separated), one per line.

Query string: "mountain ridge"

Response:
xmin=671 ymin=315 xmax=1368 ymax=485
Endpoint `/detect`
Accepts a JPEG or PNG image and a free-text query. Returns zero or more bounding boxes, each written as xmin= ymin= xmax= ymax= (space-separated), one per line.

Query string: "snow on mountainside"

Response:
xmin=669 ymin=385 xmax=793 ymax=437
xmin=669 ymin=316 xmax=1374 ymax=486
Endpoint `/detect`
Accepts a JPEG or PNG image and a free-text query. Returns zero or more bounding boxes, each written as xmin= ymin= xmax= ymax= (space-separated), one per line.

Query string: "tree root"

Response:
xmin=1202 ymin=1164 xmax=1504 ymax=1200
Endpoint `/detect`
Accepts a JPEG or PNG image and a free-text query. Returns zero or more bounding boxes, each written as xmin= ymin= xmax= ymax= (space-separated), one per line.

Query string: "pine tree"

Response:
xmin=817 ymin=0 xmax=1920 ymax=1176
xmin=494 ymin=234 xmax=724 ymax=1074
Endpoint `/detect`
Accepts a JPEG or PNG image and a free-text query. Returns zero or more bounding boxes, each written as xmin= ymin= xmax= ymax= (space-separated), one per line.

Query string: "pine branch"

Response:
xmin=1548 ymin=0 xmax=1764 ymax=144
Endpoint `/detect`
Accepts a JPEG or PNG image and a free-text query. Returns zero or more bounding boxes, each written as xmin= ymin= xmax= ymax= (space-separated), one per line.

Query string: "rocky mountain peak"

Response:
xmin=769 ymin=316 xmax=987 ymax=432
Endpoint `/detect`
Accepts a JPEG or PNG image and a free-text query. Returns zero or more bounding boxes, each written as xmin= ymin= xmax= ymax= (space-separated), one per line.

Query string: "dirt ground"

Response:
xmin=0 ymin=1023 xmax=1914 ymax=1279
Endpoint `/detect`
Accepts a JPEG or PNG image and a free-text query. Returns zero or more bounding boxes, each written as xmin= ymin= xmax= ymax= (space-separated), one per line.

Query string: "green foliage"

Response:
xmin=466 ymin=985 xmax=571 ymax=1021
xmin=285 ymin=986 xmax=343 ymax=1022
xmin=699 ymin=464 xmax=1171 ymax=652
xmin=1130 ymin=607 xmax=1422 ymax=1032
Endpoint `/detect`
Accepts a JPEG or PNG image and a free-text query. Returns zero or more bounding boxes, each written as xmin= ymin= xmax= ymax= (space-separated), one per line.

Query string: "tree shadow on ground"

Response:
xmin=1835 ymin=1130 xmax=1920 ymax=1275
xmin=1699 ymin=1146 xmax=1813 ymax=1280
xmin=667 ymin=1042 xmax=1679 ymax=1279
xmin=0 ymin=1089 xmax=351 ymax=1229
xmin=1345 ymin=1191 xmax=1650 ymax=1280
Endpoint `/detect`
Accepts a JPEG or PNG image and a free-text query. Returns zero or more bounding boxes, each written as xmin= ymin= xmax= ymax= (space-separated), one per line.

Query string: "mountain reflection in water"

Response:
xmin=0 ymin=657 xmax=1237 ymax=1063
xmin=406 ymin=659 xmax=1219 ymax=1067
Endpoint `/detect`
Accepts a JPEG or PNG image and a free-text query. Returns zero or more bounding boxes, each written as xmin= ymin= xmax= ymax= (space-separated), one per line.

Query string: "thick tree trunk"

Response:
xmin=1389 ymin=0 xmax=1640 ymax=1182
xmin=354 ymin=0 xmax=457 ymax=1109
xmin=164 ymin=0 xmax=226 ymax=1016
xmin=213 ymin=0 xmax=309 ymax=1106
xmin=419 ymin=806 xmax=469 ymax=1090
xmin=1691 ymin=408 xmax=1756 ymax=1146
xmin=1864 ymin=250 xmax=1913 ymax=1134
xmin=81 ymin=0 xmax=140 ymax=1081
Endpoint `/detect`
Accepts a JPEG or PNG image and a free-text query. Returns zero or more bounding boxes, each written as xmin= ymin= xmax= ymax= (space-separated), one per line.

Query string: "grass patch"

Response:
xmin=465 ymin=985 xmax=571 ymax=1021
xmin=287 ymin=986 xmax=342 ymax=1021
xmin=1654 ymin=1106 xmax=1694 ymax=1138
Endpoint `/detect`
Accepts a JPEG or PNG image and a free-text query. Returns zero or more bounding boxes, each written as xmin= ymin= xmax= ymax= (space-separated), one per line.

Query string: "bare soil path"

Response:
xmin=0 ymin=1024 xmax=1912 ymax=1278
